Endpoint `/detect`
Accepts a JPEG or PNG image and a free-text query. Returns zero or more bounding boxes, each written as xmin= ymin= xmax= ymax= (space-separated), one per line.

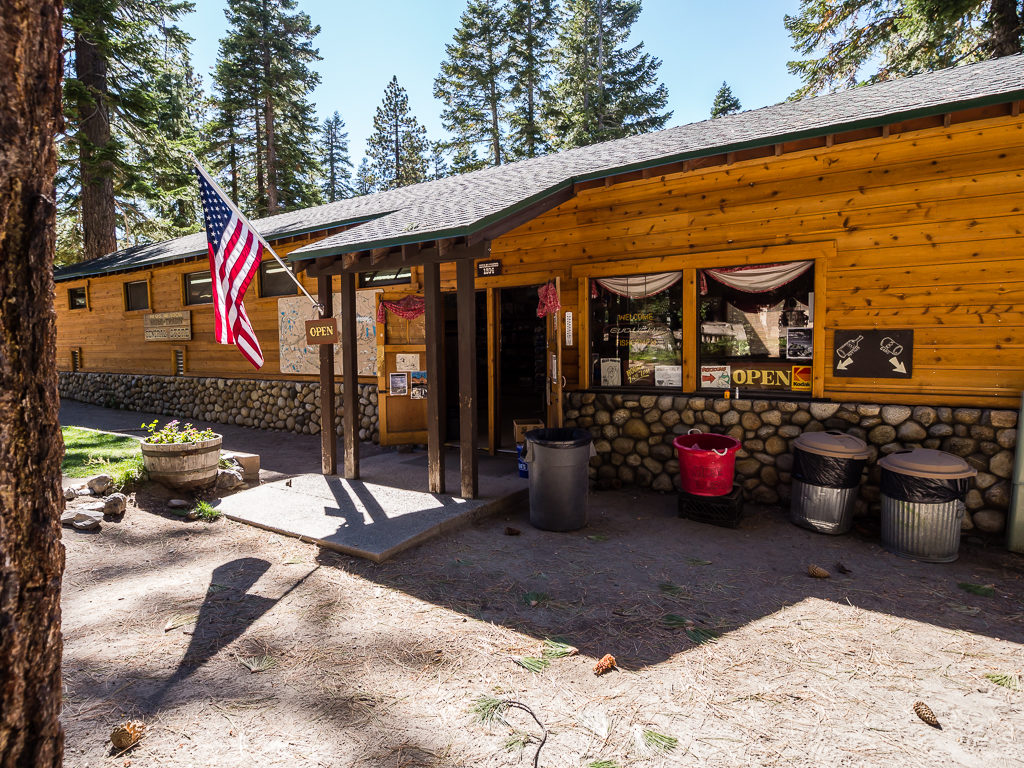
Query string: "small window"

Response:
xmin=70 ymin=349 xmax=81 ymax=372
xmin=590 ymin=272 xmax=683 ymax=388
xmin=173 ymin=349 xmax=185 ymax=376
xmin=184 ymin=271 xmax=213 ymax=305
xmin=68 ymin=287 xmax=87 ymax=309
xmin=698 ymin=261 xmax=815 ymax=394
xmin=124 ymin=280 xmax=149 ymax=311
xmin=360 ymin=267 xmax=411 ymax=287
xmin=259 ymin=259 xmax=297 ymax=297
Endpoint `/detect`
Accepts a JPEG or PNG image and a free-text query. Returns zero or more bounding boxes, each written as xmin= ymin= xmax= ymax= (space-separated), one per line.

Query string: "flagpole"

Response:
xmin=189 ymin=153 xmax=324 ymax=316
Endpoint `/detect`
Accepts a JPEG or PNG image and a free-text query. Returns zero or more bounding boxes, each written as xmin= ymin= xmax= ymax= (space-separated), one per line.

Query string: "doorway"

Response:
xmin=496 ymin=285 xmax=547 ymax=451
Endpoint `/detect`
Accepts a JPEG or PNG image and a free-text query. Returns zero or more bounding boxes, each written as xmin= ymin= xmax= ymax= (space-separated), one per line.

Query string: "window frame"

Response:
xmin=68 ymin=286 xmax=88 ymax=310
xmin=183 ymin=270 xmax=214 ymax=306
xmin=359 ymin=267 xmax=412 ymax=288
xmin=123 ymin=279 xmax=150 ymax=312
xmin=258 ymin=258 xmax=298 ymax=298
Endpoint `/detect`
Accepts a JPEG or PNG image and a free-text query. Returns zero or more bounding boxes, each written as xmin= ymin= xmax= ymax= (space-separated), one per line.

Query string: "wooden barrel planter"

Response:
xmin=141 ymin=435 xmax=223 ymax=491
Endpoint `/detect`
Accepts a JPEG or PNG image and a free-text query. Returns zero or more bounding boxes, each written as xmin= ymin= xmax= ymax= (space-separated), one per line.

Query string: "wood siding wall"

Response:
xmin=57 ymin=108 xmax=1024 ymax=406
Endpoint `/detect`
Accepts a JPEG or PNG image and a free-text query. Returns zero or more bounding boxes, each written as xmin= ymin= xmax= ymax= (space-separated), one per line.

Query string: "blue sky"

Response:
xmin=180 ymin=0 xmax=804 ymax=163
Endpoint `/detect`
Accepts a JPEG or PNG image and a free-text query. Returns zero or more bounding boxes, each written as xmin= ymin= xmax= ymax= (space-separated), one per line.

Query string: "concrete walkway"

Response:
xmin=60 ymin=399 xmax=529 ymax=561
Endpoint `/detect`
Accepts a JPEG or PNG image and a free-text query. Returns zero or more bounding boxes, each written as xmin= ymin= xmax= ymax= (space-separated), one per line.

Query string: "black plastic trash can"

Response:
xmin=879 ymin=448 xmax=976 ymax=562
xmin=523 ymin=428 xmax=594 ymax=531
xmin=790 ymin=430 xmax=870 ymax=534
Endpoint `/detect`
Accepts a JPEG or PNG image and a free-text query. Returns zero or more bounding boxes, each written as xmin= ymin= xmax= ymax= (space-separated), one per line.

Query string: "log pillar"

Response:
xmin=340 ymin=270 xmax=359 ymax=479
xmin=456 ymin=257 xmax=478 ymax=498
xmin=423 ymin=262 xmax=445 ymax=493
xmin=318 ymin=275 xmax=337 ymax=475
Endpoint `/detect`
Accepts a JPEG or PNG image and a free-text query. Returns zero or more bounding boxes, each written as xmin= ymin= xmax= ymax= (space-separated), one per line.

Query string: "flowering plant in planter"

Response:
xmin=142 ymin=420 xmax=217 ymax=444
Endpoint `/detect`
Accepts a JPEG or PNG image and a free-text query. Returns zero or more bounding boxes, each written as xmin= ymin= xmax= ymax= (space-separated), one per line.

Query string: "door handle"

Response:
xmin=560 ymin=375 xmax=566 ymax=388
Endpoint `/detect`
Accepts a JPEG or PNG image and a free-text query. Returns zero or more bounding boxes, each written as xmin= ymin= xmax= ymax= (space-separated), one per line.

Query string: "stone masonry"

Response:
xmin=58 ymin=372 xmax=380 ymax=442
xmin=564 ymin=392 xmax=1016 ymax=535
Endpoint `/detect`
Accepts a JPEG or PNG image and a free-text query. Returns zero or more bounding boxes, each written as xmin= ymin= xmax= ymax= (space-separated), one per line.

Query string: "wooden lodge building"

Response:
xmin=55 ymin=56 xmax=1024 ymax=533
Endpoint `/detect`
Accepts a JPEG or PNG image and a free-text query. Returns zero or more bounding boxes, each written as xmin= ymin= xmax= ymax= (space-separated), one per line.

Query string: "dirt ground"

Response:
xmin=61 ymin=482 xmax=1024 ymax=768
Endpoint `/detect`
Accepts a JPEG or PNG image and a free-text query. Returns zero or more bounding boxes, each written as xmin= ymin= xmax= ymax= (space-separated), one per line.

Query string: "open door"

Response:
xmin=376 ymin=291 xmax=428 ymax=446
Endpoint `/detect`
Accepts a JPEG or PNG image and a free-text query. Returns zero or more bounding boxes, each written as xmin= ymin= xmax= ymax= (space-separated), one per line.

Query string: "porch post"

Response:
xmin=340 ymin=270 xmax=359 ymax=479
xmin=456 ymin=256 xmax=478 ymax=498
xmin=423 ymin=261 xmax=445 ymax=493
xmin=317 ymin=274 xmax=337 ymax=475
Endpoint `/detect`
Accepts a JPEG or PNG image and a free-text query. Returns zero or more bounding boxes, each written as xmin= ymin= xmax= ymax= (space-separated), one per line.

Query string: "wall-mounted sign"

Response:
xmin=304 ymin=318 xmax=338 ymax=345
xmin=731 ymin=363 xmax=802 ymax=391
xmin=833 ymin=329 xmax=913 ymax=378
xmin=700 ymin=364 xmax=731 ymax=389
xmin=791 ymin=365 xmax=812 ymax=391
xmin=476 ymin=260 xmax=502 ymax=277
xmin=144 ymin=311 xmax=191 ymax=341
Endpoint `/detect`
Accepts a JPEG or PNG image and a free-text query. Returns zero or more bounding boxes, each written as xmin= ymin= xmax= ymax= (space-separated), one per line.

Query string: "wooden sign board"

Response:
xmin=833 ymin=329 xmax=913 ymax=378
xmin=144 ymin=311 xmax=191 ymax=341
xmin=476 ymin=260 xmax=502 ymax=277
xmin=305 ymin=318 xmax=338 ymax=345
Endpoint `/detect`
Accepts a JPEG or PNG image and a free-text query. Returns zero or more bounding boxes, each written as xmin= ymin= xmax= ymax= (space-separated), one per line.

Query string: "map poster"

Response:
xmin=278 ymin=289 xmax=379 ymax=376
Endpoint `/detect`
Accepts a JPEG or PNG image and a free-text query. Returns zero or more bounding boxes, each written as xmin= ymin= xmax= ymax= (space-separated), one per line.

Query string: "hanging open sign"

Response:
xmin=305 ymin=318 xmax=338 ymax=345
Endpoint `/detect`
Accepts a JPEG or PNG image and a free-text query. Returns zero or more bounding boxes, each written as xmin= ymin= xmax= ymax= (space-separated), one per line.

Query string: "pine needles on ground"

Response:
xmin=471 ymin=696 xmax=548 ymax=768
xmin=658 ymin=581 xmax=686 ymax=596
xmin=588 ymin=761 xmax=621 ymax=768
xmin=984 ymin=672 xmax=1021 ymax=690
xmin=163 ymin=613 xmax=198 ymax=632
xmin=514 ymin=656 xmax=550 ymax=673
xmin=522 ymin=591 xmax=550 ymax=607
xmin=472 ymin=695 xmax=504 ymax=724
xmin=958 ymin=582 xmax=996 ymax=597
xmin=641 ymin=728 xmax=678 ymax=753
xmin=662 ymin=615 xmax=719 ymax=644
xmin=542 ymin=639 xmax=578 ymax=658
xmin=238 ymin=655 xmax=277 ymax=673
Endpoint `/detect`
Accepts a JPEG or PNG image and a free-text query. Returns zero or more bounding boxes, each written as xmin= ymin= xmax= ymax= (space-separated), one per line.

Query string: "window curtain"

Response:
xmin=593 ymin=272 xmax=681 ymax=299
xmin=699 ymin=261 xmax=812 ymax=295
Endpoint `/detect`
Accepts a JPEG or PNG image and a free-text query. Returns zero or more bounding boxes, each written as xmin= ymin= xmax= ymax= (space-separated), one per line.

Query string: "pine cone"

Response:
xmin=593 ymin=653 xmax=617 ymax=675
xmin=808 ymin=564 xmax=830 ymax=579
xmin=110 ymin=719 xmax=146 ymax=750
xmin=913 ymin=701 xmax=940 ymax=728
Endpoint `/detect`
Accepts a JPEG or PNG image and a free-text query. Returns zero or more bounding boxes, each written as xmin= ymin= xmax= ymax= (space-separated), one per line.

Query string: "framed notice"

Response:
xmin=786 ymin=327 xmax=813 ymax=360
xmin=409 ymin=371 xmax=427 ymax=400
xmin=654 ymin=365 xmax=682 ymax=387
xmin=600 ymin=358 xmax=621 ymax=387
xmin=388 ymin=372 xmax=408 ymax=396
xmin=395 ymin=353 xmax=420 ymax=371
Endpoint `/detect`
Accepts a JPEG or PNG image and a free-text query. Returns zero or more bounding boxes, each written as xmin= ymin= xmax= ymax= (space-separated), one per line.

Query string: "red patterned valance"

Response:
xmin=376 ymin=294 xmax=425 ymax=323
xmin=537 ymin=281 xmax=560 ymax=318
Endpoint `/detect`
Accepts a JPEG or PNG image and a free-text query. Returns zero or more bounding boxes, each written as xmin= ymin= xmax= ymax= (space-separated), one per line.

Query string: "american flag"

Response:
xmin=195 ymin=164 xmax=265 ymax=369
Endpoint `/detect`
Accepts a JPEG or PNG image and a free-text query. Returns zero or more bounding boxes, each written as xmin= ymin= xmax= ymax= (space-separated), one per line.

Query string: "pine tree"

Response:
xmin=367 ymin=76 xmax=430 ymax=189
xmin=60 ymin=0 xmax=198 ymax=263
xmin=430 ymin=143 xmax=450 ymax=180
xmin=507 ymin=0 xmax=558 ymax=159
xmin=547 ymin=0 xmax=672 ymax=149
xmin=710 ymin=81 xmax=741 ymax=118
xmin=211 ymin=0 xmax=323 ymax=217
xmin=785 ymin=0 xmax=1022 ymax=99
xmin=353 ymin=158 xmax=378 ymax=196
xmin=321 ymin=112 xmax=352 ymax=202
xmin=434 ymin=0 xmax=509 ymax=167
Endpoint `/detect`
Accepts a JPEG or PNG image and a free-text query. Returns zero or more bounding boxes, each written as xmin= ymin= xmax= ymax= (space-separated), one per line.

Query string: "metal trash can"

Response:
xmin=879 ymin=448 xmax=976 ymax=563
xmin=523 ymin=428 xmax=594 ymax=531
xmin=791 ymin=430 xmax=870 ymax=534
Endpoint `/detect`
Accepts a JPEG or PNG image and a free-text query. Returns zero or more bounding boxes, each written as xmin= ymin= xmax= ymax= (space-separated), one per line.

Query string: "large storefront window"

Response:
xmin=590 ymin=273 xmax=683 ymax=388
xmin=699 ymin=261 xmax=814 ymax=394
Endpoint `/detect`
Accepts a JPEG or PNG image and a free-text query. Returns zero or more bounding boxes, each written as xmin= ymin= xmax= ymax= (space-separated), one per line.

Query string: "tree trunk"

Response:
xmin=72 ymin=8 xmax=117 ymax=260
xmin=0 ymin=2 xmax=66 ymax=767
xmin=254 ymin=109 xmax=266 ymax=215
xmin=525 ymin=9 xmax=535 ymax=158
xmin=988 ymin=0 xmax=1021 ymax=57
xmin=264 ymin=94 xmax=278 ymax=211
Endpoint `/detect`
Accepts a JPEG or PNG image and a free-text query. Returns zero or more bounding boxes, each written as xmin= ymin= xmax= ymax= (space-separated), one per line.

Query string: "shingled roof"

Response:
xmin=55 ymin=54 xmax=1024 ymax=282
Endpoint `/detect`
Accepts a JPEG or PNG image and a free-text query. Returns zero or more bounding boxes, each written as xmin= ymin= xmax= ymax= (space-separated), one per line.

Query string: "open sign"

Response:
xmin=304 ymin=318 xmax=338 ymax=345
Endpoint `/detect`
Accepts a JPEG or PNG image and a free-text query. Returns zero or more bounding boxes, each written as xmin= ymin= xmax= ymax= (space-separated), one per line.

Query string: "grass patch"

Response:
xmin=61 ymin=427 xmax=141 ymax=479
xmin=192 ymin=500 xmax=221 ymax=522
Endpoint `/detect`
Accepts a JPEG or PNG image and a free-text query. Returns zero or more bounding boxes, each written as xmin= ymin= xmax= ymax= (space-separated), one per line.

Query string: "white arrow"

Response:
xmin=890 ymin=357 xmax=906 ymax=374
xmin=836 ymin=358 xmax=853 ymax=371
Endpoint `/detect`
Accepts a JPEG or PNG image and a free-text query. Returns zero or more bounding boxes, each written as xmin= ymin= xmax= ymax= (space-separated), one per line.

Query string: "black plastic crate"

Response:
xmin=677 ymin=484 xmax=744 ymax=528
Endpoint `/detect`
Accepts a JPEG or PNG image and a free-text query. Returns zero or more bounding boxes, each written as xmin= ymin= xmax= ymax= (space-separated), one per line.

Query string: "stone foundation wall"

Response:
xmin=564 ymin=392 xmax=1017 ymax=534
xmin=58 ymin=372 xmax=380 ymax=442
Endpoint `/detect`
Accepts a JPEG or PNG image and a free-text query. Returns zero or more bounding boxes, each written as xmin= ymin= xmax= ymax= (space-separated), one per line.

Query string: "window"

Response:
xmin=184 ymin=271 xmax=213 ymax=305
xmin=68 ymin=287 xmax=87 ymax=309
xmin=124 ymin=280 xmax=149 ymax=311
xmin=360 ymin=267 xmax=411 ymax=288
xmin=589 ymin=272 xmax=683 ymax=388
xmin=259 ymin=259 xmax=297 ymax=297
xmin=698 ymin=261 xmax=814 ymax=394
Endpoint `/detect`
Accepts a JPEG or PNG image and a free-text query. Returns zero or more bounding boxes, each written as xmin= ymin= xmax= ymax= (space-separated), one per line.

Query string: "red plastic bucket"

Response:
xmin=672 ymin=431 xmax=742 ymax=496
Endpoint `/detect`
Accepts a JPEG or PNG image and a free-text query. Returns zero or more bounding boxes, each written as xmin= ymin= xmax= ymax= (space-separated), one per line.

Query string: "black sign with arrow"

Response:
xmin=833 ymin=329 xmax=913 ymax=378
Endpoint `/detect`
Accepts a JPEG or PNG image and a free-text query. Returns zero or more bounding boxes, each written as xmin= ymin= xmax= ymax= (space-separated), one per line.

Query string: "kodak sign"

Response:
xmin=304 ymin=318 xmax=338 ymax=345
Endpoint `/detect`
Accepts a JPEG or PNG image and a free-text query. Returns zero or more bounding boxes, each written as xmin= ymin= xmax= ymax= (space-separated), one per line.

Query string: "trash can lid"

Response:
xmin=878 ymin=448 xmax=977 ymax=480
xmin=524 ymin=427 xmax=592 ymax=448
xmin=793 ymin=430 xmax=870 ymax=459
